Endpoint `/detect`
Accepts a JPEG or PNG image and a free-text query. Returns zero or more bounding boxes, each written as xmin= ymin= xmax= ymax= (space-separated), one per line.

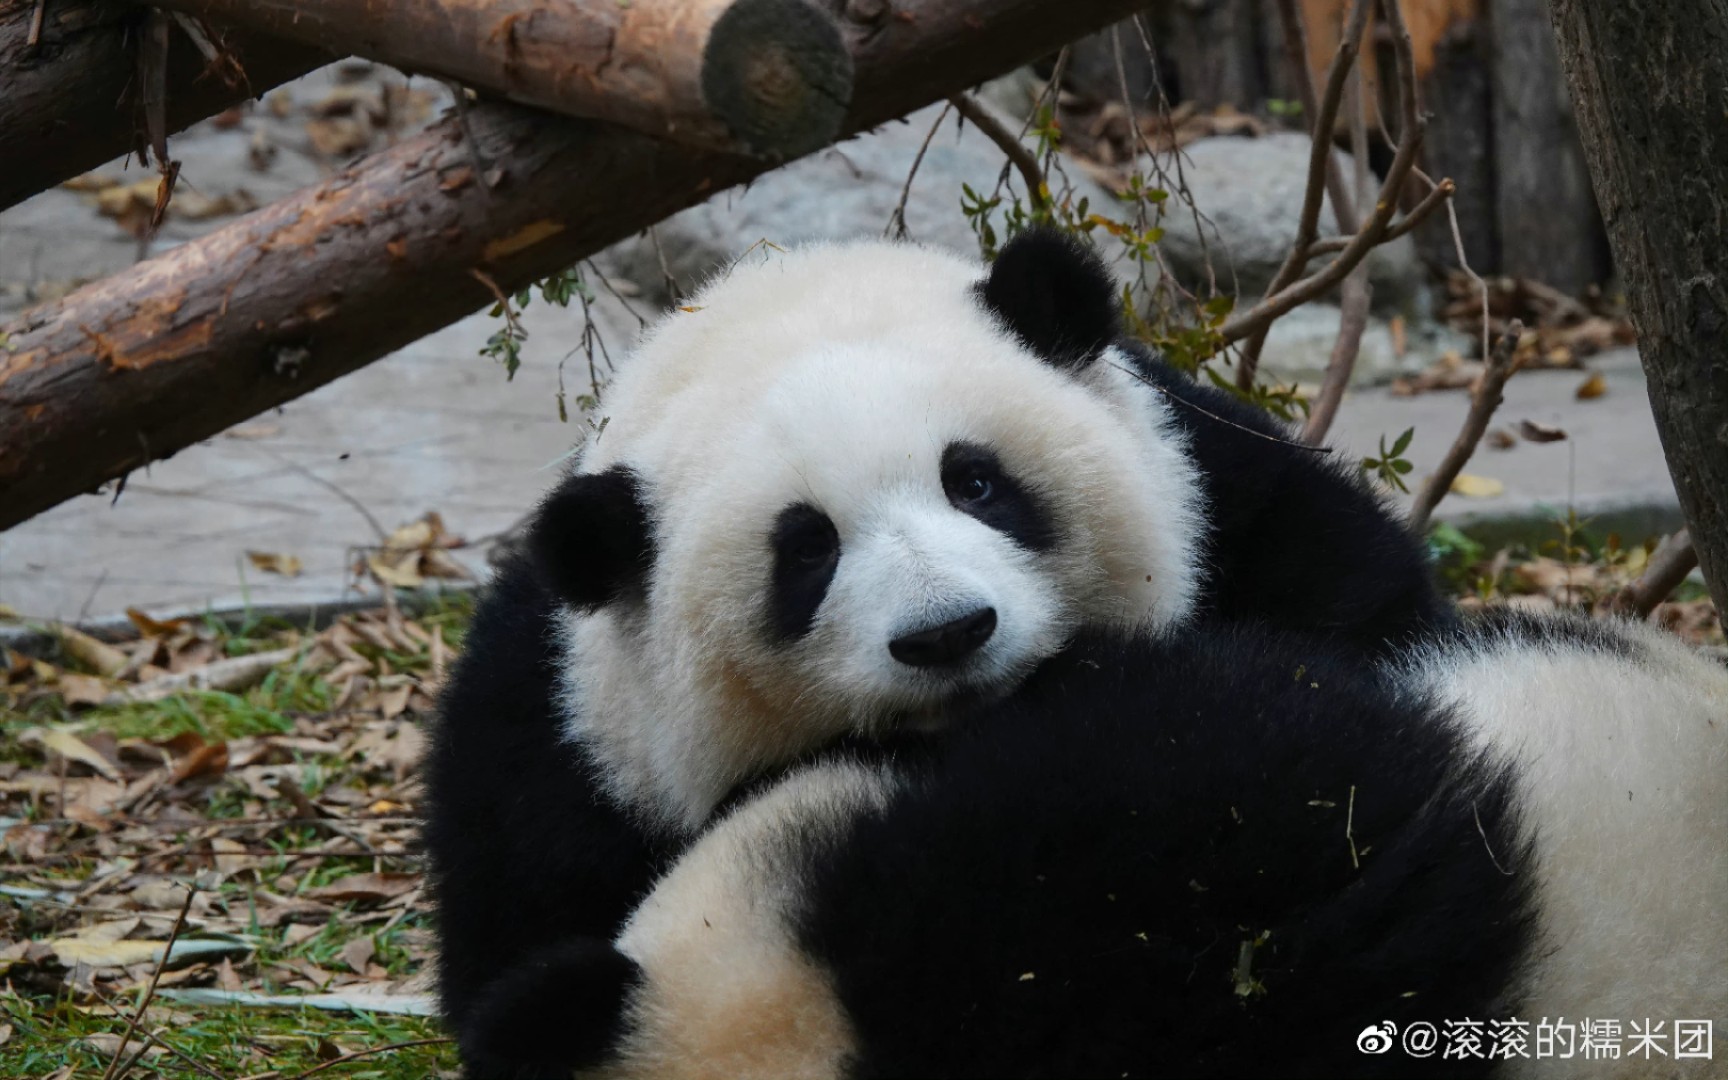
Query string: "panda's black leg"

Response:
xmin=458 ymin=938 xmax=642 ymax=1079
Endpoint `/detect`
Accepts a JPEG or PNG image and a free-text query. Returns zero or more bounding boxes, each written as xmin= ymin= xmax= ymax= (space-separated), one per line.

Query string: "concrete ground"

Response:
xmin=0 ymin=70 xmax=1684 ymax=625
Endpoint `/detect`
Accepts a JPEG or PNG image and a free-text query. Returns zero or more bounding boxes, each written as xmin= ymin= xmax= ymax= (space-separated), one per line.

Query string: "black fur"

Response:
xmin=981 ymin=227 xmax=1451 ymax=652
xmin=429 ymin=235 xmax=1456 ymax=1076
xmin=941 ymin=441 xmax=1058 ymax=552
xmin=422 ymin=556 xmax=678 ymax=1079
xmin=458 ymin=939 xmax=642 ymax=1077
xmin=794 ymin=627 xmax=1535 ymax=1078
xmin=1124 ymin=346 xmax=1452 ymax=650
xmin=526 ymin=466 xmax=655 ymax=611
xmin=977 ymin=228 xmax=1122 ymax=369
xmin=770 ymin=502 xmax=843 ymax=642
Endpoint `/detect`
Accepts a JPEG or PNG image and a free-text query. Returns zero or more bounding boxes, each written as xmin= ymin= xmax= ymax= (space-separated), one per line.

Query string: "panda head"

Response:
xmin=529 ymin=231 xmax=1205 ymax=829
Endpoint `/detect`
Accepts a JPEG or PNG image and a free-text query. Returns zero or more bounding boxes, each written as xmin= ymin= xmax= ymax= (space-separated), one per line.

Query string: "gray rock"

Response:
xmin=1154 ymin=133 xmax=1424 ymax=316
xmin=1208 ymin=299 xmax=1474 ymax=389
xmin=599 ymin=103 xmax=1120 ymax=309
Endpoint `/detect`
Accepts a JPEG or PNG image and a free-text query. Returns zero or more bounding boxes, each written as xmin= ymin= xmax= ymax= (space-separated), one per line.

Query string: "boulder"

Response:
xmin=599 ymin=102 xmax=1119 ymax=309
xmin=1155 ymin=132 xmax=1424 ymax=316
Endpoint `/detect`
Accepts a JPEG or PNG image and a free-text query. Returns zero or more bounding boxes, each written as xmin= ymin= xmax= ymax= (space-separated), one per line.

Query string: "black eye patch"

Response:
xmin=769 ymin=502 xmax=841 ymax=642
xmin=940 ymin=442 xmax=1056 ymax=552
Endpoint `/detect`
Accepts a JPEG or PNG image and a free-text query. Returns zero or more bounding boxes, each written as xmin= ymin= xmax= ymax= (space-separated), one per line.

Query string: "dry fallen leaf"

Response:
xmin=1517 ymin=419 xmax=1569 ymax=443
xmin=308 ymin=872 xmax=419 ymax=905
xmin=248 ymin=551 xmax=304 ymax=577
xmin=57 ymin=673 xmax=115 ymax=708
xmin=49 ymin=933 xmax=252 ymax=969
xmin=340 ymin=935 xmax=376 ymax=975
xmin=20 ymin=727 xmax=123 ymax=780
xmin=1449 ymin=474 xmax=1506 ymax=498
xmin=53 ymin=623 xmax=130 ymax=677
xmin=1576 ymin=372 xmax=1608 ymax=400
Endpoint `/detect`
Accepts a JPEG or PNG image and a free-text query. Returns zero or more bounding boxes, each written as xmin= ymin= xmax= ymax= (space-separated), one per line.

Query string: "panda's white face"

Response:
xmin=543 ymin=240 xmax=1205 ymax=830
xmin=671 ymin=345 xmax=1077 ymax=729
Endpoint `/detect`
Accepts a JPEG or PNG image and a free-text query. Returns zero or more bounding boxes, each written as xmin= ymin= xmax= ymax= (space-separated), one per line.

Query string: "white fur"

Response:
xmin=1397 ymin=615 xmax=1728 ymax=1079
xmin=593 ymin=761 xmax=889 ymax=1080
xmin=554 ymin=242 xmax=1206 ymax=830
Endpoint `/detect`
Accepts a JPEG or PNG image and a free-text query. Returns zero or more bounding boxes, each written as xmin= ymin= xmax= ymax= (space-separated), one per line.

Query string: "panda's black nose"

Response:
xmin=889 ymin=607 xmax=997 ymax=667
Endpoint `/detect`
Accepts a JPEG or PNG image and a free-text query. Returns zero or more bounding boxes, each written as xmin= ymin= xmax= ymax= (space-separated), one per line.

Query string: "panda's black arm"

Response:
xmin=422 ymin=556 xmax=674 ymax=1062
xmin=794 ymin=629 xmax=1532 ymax=1078
xmin=1120 ymin=343 xmax=1454 ymax=649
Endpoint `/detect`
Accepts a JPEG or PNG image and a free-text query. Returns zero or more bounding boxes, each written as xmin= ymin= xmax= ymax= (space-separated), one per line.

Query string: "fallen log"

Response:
xmin=0 ymin=0 xmax=332 ymax=213
xmin=0 ymin=0 xmax=1154 ymax=532
xmin=132 ymin=0 xmax=853 ymax=158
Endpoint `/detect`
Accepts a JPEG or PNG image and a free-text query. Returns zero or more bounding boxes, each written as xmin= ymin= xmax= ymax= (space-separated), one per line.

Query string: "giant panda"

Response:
xmin=425 ymin=230 xmax=1451 ymax=1075
xmin=470 ymin=612 xmax=1728 ymax=1079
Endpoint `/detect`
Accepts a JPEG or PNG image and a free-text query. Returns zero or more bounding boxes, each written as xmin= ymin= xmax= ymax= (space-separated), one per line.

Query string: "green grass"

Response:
xmin=1 ymin=592 xmax=478 ymax=1078
xmin=0 ymin=991 xmax=456 ymax=1078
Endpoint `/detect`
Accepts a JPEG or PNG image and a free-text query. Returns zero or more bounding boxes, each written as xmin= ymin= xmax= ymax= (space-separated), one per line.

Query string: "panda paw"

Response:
xmin=458 ymin=938 xmax=641 ymax=1079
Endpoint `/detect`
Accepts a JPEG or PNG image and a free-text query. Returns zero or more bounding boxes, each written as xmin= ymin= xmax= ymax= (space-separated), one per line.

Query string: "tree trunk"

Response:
xmin=131 ymin=0 xmax=853 ymax=157
xmin=1415 ymin=10 xmax=1497 ymax=271
xmin=1487 ymin=0 xmax=1607 ymax=292
xmin=1546 ymin=0 xmax=1728 ymax=606
xmin=1166 ymin=0 xmax=1267 ymax=109
xmin=0 ymin=0 xmax=330 ymax=213
xmin=0 ymin=0 xmax=1156 ymax=532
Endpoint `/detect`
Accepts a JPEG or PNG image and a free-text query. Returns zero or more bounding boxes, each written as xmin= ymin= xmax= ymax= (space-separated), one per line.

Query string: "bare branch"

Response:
xmin=1299 ymin=270 xmax=1371 ymax=445
xmin=1307 ymin=177 xmax=1455 ymax=257
xmin=1604 ymin=530 xmax=1700 ymax=619
xmin=1235 ymin=0 xmax=1373 ymax=389
xmin=1408 ymin=320 xmax=1525 ymax=532
xmin=1219 ymin=0 xmax=1426 ymax=350
xmin=1300 ymin=59 xmax=1375 ymax=446
xmin=949 ymin=91 xmax=1049 ymax=212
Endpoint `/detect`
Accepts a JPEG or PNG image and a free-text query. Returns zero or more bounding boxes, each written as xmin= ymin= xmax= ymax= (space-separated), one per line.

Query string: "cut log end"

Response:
xmin=702 ymin=0 xmax=853 ymax=159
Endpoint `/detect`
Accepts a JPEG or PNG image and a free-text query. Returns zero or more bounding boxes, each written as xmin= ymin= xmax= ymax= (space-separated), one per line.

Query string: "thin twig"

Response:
xmin=885 ymin=102 xmax=952 ymax=239
xmin=584 ymin=259 xmax=649 ymax=331
xmin=949 ymin=92 xmax=1049 ymax=212
xmin=1605 ymin=529 xmax=1699 ymax=619
xmin=284 ymin=1037 xmax=456 ymax=1080
xmin=1345 ymin=785 xmax=1360 ymax=870
xmin=26 ymin=0 xmax=46 ymax=48
xmin=1408 ymin=319 xmax=1524 ymax=532
xmin=101 ymin=883 xmax=196 ymax=1080
xmin=1473 ymin=803 xmax=1514 ymax=875
xmin=1305 ymin=177 xmax=1455 ymax=257
xmin=1110 ymin=361 xmax=1332 ymax=454
xmin=252 ymin=445 xmax=388 ymax=543
xmin=647 ymin=225 xmax=684 ymax=307
xmin=90 ymin=987 xmax=225 ymax=1080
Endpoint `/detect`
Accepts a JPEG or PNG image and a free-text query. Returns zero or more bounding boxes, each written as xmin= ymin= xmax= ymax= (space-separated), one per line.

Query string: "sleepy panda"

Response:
xmin=424 ymin=230 xmax=1450 ymax=1074
xmin=470 ymin=613 xmax=1728 ymax=1079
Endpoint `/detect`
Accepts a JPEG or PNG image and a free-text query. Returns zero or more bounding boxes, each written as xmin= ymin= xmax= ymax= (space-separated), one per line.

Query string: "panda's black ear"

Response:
xmin=528 ymin=466 xmax=655 ymax=610
xmin=976 ymin=228 xmax=1120 ymax=370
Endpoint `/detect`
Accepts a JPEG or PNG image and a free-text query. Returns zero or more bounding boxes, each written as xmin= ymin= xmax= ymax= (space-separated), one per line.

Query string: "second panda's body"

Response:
xmin=426 ymin=232 xmax=1451 ymax=1076
xmin=488 ymin=613 xmax=1727 ymax=1079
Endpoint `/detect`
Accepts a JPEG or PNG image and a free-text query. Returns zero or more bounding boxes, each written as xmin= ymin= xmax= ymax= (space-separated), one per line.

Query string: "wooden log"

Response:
xmin=0 ymin=0 xmax=331 ymax=213
xmin=133 ymin=0 xmax=854 ymax=158
xmin=1548 ymin=0 xmax=1728 ymax=605
xmin=1487 ymin=0 xmax=1608 ymax=292
xmin=0 ymin=0 xmax=1157 ymax=532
